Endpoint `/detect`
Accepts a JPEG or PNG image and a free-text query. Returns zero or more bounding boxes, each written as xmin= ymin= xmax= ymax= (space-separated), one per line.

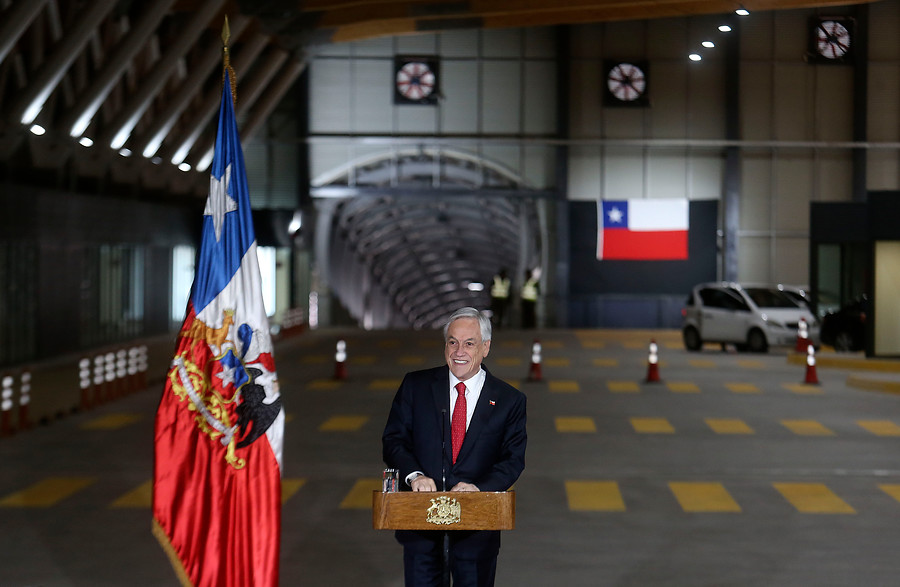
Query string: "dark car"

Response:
xmin=821 ymin=296 xmax=868 ymax=352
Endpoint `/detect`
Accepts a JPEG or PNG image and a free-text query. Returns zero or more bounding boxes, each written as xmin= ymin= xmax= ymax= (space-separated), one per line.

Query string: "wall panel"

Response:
xmin=648 ymin=151 xmax=687 ymax=199
xmin=774 ymin=155 xmax=813 ymax=232
xmin=603 ymin=148 xmax=645 ymax=198
xmin=481 ymin=61 xmax=522 ymax=133
xmin=441 ymin=60 xmax=480 ymax=133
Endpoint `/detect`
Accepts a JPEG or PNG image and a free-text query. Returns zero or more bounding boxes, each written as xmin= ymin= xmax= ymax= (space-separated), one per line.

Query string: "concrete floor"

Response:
xmin=3 ymin=327 xmax=900 ymax=586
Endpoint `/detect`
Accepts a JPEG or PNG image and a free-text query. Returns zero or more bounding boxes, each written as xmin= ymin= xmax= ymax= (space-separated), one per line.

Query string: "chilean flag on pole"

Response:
xmin=597 ymin=199 xmax=689 ymax=261
xmin=152 ymin=71 xmax=284 ymax=587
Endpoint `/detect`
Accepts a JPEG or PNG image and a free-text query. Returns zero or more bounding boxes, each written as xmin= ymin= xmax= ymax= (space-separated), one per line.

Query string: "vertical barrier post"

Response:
xmin=17 ymin=369 xmax=31 ymax=430
xmin=103 ymin=351 xmax=116 ymax=402
xmin=79 ymin=358 xmax=92 ymax=409
xmin=1 ymin=374 xmax=14 ymax=436
xmin=115 ymin=348 xmax=128 ymax=397
xmin=93 ymin=354 xmax=105 ymax=405
xmin=137 ymin=345 xmax=148 ymax=389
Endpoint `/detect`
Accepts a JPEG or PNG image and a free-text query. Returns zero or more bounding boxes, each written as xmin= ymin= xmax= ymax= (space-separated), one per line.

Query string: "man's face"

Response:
xmin=445 ymin=317 xmax=491 ymax=382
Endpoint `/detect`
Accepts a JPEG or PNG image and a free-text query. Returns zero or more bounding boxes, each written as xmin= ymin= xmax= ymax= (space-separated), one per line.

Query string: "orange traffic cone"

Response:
xmin=527 ymin=340 xmax=542 ymax=382
xmin=646 ymin=340 xmax=661 ymax=383
xmin=804 ymin=344 xmax=819 ymax=385
xmin=795 ymin=318 xmax=811 ymax=353
xmin=334 ymin=339 xmax=348 ymax=380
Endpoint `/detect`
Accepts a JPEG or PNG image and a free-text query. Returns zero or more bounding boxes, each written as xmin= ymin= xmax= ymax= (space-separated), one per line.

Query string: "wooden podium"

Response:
xmin=372 ymin=490 xmax=515 ymax=531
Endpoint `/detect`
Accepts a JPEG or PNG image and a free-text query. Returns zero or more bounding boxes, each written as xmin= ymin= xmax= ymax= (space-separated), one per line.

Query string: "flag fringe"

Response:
xmin=152 ymin=517 xmax=194 ymax=587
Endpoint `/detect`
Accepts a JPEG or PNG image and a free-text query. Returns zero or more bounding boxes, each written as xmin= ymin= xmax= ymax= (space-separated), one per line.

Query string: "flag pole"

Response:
xmin=222 ymin=16 xmax=236 ymax=105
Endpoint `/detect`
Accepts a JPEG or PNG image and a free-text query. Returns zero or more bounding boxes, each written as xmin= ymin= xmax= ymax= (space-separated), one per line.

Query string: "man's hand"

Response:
xmin=450 ymin=482 xmax=479 ymax=492
xmin=411 ymin=475 xmax=437 ymax=492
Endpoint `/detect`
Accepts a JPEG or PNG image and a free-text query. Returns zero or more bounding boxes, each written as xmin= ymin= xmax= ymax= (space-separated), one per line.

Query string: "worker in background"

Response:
xmin=521 ymin=268 xmax=540 ymax=329
xmin=490 ymin=269 xmax=511 ymax=328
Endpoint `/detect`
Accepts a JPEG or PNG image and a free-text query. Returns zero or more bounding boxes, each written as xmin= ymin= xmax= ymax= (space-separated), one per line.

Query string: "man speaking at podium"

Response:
xmin=382 ymin=307 xmax=527 ymax=587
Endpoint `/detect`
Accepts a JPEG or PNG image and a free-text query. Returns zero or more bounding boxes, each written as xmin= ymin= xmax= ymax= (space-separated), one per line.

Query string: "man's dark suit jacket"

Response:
xmin=382 ymin=364 xmax=527 ymax=559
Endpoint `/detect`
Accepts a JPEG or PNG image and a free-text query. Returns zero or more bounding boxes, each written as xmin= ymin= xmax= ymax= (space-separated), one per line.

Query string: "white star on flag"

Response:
xmin=607 ymin=206 xmax=624 ymax=224
xmin=204 ymin=164 xmax=237 ymax=241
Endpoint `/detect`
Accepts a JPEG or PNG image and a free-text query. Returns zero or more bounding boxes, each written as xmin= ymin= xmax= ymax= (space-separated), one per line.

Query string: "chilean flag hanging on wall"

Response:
xmin=597 ymin=199 xmax=689 ymax=261
xmin=152 ymin=72 xmax=284 ymax=587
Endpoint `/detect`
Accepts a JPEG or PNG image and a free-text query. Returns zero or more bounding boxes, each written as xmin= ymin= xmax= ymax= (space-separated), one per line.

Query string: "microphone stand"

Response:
xmin=441 ymin=408 xmax=450 ymax=587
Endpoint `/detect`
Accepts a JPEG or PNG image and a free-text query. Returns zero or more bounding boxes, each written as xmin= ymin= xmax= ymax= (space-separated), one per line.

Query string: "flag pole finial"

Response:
xmin=222 ymin=16 xmax=236 ymax=105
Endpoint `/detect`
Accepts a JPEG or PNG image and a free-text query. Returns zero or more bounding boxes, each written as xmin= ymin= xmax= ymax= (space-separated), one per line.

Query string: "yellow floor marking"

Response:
xmin=726 ymin=382 xmax=760 ymax=394
xmin=630 ymin=417 xmax=675 ymax=434
xmin=503 ymin=379 xmax=522 ymax=389
xmin=300 ymin=354 xmax=328 ymax=364
xmin=878 ymin=484 xmax=900 ymax=503
xmin=555 ymin=417 xmax=596 ymax=433
xmin=81 ymin=413 xmax=142 ymax=430
xmin=667 ymin=382 xmax=700 ymax=393
xmin=669 ymin=482 xmax=741 ymax=512
xmin=284 ymin=413 xmax=295 ymax=423
xmin=773 ymin=483 xmax=855 ymax=513
xmin=580 ymin=341 xmax=606 ymax=349
xmin=544 ymin=358 xmax=571 ymax=367
xmin=662 ymin=341 xmax=683 ymax=350
xmin=689 ymin=359 xmax=716 ymax=368
xmin=782 ymin=383 xmax=824 ymax=394
xmin=351 ymin=355 xmax=376 ymax=365
xmin=548 ymin=380 xmax=580 ymax=393
xmin=307 ymin=379 xmax=342 ymax=391
xmin=111 ymin=481 xmax=152 ymax=508
xmin=340 ymin=478 xmax=381 ymax=509
xmin=500 ymin=340 xmax=524 ymax=349
xmin=781 ymin=420 xmax=834 ymax=436
xmin=706 ymin=418 xmax=755 ymax=434
xmin=369 ymin=379 xmax=401 ymax=391
xmin=592 ymin=358 xmax=618 ymax=367
xmin=858 ymin=420 xmax=900 ymax=436
xmin=0 ymin=477 xmax=96 ymax=507
xmin=565 ymin=481 xmax=626 ymax=511
xmin=282 ymin=479 xmax=307 ymax=503
xmin=541 ymin=340 xmax=564 ymax=349
xmin=623 ymin=341 xmax=645 ymax=350
xmin=319 ymin=415 xmax=370 ymax=431
xmin=496 ymin=357 xmax=523 ymax=367
xmin=737 ymin=360 xmax=765 ymax=369
xmin=608 ymin=381 xmax=639 ymax=393
xmin=378 ymin=340 xmax=401 ymax=348
xmin=398 ymin=356 xmax=425 ymax=366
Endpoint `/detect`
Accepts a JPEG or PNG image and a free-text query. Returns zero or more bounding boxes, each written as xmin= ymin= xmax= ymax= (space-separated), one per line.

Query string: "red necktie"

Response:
xmin=451 ymin=382 xmax=467 ymax=464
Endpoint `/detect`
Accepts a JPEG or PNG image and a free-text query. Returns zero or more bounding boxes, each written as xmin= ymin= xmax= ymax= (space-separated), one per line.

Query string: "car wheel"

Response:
xmin=747 ymin=328 xmax=768 ymax=353
xmin=683 ymin=327 xmax=702 ymax=351
xmin=834 ymin=331 xmax=854 ymax=352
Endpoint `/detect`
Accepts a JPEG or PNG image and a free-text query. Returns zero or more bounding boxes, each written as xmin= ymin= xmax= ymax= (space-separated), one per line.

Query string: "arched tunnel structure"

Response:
xmin=313 ymin=147 xmax=545 ymax=329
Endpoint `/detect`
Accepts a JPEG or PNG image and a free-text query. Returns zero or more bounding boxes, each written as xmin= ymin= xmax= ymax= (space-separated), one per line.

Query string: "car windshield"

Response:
xmin=744 ymin=288 xmax=800 ymax=309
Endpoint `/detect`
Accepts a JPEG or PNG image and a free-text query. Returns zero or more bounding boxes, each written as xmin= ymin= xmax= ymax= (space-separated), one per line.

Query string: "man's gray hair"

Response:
xmin=443 ymin=307 xmax=492 ymax=342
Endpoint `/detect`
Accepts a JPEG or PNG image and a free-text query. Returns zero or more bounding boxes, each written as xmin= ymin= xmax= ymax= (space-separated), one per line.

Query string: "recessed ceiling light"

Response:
xmin=29 ymin=124 xmax=46 ymax=136
xmin=719 ymin=25 xmax=732 ymax=32
xmin=736 ymin=8 xmax=750 ymax=16
xmin=702 ymin=41 xmax=715 ymax=48
xmin=78 ymin=137 xmax=94 ymax=147
xmin=689 ymin=53 xmax=702 ymax=61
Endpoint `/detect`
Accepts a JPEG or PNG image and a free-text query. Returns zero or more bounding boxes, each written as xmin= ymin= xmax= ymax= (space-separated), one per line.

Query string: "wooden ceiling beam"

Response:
xmin=321 ymin=0 xmax=877 ymax=42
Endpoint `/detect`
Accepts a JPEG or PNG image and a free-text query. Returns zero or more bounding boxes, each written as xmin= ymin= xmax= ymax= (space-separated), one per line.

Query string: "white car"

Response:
xmin=682 ymin=282 xmax=820 ymax=353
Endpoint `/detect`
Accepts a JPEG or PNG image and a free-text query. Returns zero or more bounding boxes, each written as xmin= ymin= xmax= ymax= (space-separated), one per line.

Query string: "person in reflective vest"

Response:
xmin=490 ymin=269 xmax=511 ymax=328
xmin=521 ymin=269 xmax=539 ymax=329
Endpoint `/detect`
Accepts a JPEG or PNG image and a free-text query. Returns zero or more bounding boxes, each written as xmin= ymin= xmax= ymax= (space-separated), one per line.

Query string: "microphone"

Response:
xmin=441 ymin=408 xmax=447 ymax=491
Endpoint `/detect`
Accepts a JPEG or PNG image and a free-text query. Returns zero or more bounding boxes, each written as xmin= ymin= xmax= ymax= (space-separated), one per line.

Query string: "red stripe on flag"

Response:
xmin=601 ymin=229 xmax=688 ymax=260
